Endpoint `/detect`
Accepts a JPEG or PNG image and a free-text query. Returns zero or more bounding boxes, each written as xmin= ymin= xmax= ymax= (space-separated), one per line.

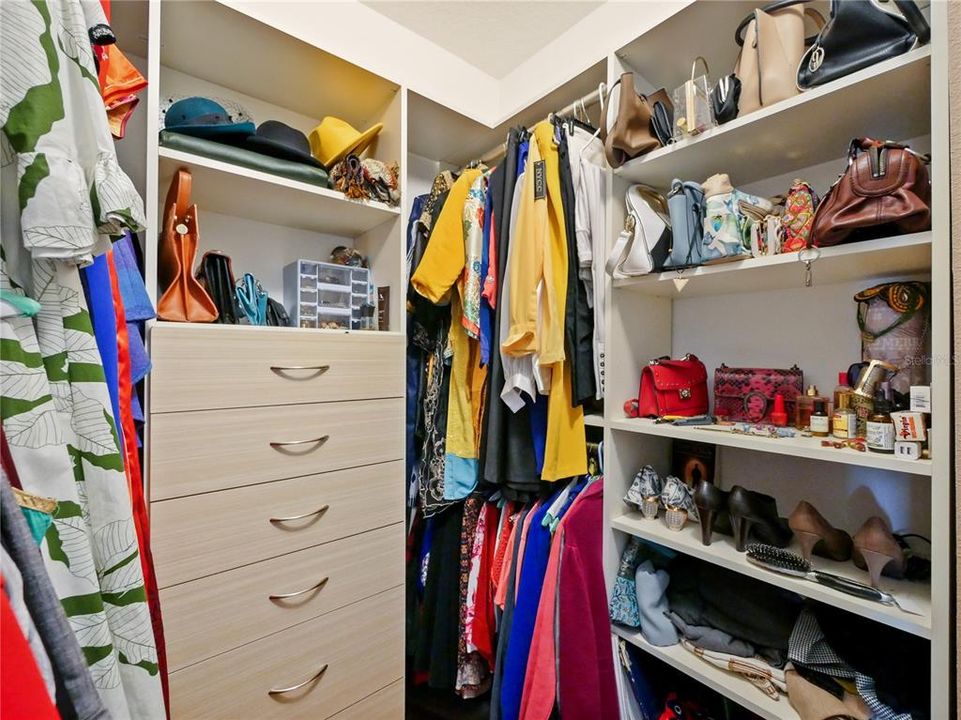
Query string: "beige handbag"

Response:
xmin=734 ymin=1 xmax=825 ymax=115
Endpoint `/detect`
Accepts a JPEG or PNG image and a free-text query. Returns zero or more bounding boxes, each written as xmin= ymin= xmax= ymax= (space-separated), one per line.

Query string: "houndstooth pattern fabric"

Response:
xmin=789 ymin=608 xmax=911 ymax=720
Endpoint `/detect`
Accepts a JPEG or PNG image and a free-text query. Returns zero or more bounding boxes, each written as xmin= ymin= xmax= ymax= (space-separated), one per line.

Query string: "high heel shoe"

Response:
xmin=727 ymin=486 xmax=793 ymax=552
xmin=693 ymin=480 xmax=729 ymax=546
xmin=788 ymin=501 xmax=853 ymax=562
xmin=852 ymin=516 xmax=905 ymax=588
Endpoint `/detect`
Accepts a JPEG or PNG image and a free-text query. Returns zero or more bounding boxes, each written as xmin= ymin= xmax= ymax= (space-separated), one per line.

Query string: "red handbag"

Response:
xmin=633 ymin=355 xmax=709 ymax=418
xmin=713 ymin=365 xmax=803 ymax=423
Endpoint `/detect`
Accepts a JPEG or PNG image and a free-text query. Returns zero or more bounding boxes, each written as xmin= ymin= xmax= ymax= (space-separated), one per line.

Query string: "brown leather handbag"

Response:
xmin=810 ymin=138 xmax=930 ymax=248
xmin=157 ymin=169 xmax=219 ymax=322
xmin=602 ymin=72 xmax=672 ymax=168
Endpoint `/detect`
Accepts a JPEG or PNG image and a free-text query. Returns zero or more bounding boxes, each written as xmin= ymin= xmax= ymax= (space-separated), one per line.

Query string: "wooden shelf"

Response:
xmin=611 ymin=511 xmax=931 ymax=638
xmin=613 ymin=233 xmax=932 ymax=297
xmin=158 ymin=148 xmax=399 ymax=237
xmin=612 ymin=625 xmax=799 ymax=720
xmin=614 ymin=48 xmax=931 ymax=188
xmin=608 ymin=418 xmax=933 ymax=476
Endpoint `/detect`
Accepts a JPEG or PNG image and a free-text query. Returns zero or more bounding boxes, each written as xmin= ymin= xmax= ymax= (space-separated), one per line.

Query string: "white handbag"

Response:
xmin=605 ymin=185 xmax=672 ymax=278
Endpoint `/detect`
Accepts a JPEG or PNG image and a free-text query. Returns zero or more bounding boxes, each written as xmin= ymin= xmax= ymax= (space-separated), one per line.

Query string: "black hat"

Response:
xmin=245 ymin=121 xmax=325 ymax=169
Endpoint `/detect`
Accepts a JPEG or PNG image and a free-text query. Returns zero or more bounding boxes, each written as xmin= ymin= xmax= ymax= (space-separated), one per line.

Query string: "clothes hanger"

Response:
xmin=579 ymin=82 xmax=606 ymax=161
xmin=0 ymin=291 xmax=41 ymax=317
xmin=542 ymin=477 xmax=578 ymax=529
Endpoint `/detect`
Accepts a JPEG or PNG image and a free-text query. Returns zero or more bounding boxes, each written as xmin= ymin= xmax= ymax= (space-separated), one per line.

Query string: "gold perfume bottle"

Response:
xmin=851 ymin=360 xmax=898 ymax=437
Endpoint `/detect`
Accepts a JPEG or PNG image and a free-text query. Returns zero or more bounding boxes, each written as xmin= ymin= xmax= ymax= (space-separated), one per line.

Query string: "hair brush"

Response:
xmin=745 ymin=543 xmax=921 ymax=615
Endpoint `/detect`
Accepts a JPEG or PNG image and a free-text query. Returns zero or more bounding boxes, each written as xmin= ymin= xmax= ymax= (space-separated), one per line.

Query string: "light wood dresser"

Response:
xmin=148 ymin=323 xmax=405 ymax=719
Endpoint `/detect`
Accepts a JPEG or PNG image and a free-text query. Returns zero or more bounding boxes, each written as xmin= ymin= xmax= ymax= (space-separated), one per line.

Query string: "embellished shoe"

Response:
xmin=625 ymin=465 xmax=662 ymax=518
xmin=788 ymin=501 xmax=853 ymax=562
xmin=727 ymin=485 xmax=792 ymax=552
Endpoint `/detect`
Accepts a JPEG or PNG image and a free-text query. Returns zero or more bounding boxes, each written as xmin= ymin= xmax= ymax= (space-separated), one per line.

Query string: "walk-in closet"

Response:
xmin=0 ymin=1 xmax=956 ymax=719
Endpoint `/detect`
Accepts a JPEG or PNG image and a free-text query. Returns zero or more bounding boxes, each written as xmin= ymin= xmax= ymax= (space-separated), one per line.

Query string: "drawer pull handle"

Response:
xmin=270 ymin=364 xmax=330 ymax=374
xmin=269 ymin=434 xmax=330 ymax=449
xmin=268 ymin=576 xmax=329 ymax=600
xmin=267 ymin=664 xmax=328 ymax=695
xmin=269 ymin=504 xmax=329 ymax=524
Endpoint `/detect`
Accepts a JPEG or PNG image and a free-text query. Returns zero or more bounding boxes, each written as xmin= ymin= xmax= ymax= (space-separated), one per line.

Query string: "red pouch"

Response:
xmin=636 ymin=355 xmax=709 ymax=418
xmin=713 ymin=364 xmax=803 ymax=423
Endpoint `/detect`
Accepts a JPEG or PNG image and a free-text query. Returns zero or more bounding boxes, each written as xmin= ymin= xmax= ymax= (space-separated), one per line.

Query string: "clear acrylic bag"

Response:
xmin=672 ymin=56 xmax=717 ymax=139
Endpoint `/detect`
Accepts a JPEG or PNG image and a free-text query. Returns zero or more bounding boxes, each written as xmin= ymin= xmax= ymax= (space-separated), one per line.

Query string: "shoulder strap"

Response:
xmin=164 ymin=169 xmax=192 ymax=222
xmin=893 ymin=0 xmax=930 ymax=44
xmin=735 ymin=0 xmax=811 ymax=45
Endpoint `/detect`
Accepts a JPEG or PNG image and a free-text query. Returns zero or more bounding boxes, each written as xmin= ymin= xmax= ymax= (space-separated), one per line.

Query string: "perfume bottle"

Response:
xmin=851 ymin=360 xmax=898 ymax=437
xmin=832 ymin=392 xmax=856 ymax=439
xmin=795 ymin=385 xmax=827 ymax=430
xmin=833 ymin=371 xmax=852 ymax=410
xmin=866 ymin=389 xmax=895 ymax=453
xmin=810 ymin=400 xmax=830 ymax=437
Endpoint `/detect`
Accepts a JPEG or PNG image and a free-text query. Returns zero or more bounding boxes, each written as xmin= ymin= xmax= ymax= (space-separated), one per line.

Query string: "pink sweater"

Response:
xmin=518 ymin=481 xmax=618 ymax=720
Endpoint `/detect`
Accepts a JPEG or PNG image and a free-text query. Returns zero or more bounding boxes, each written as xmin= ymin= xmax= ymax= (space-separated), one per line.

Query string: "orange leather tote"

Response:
xmin=810 ymin=138 xmax=930 ymax=248
xmin=602 ymin=72 xmax=671 ymax=168
xmin=157 ymin=169 xmax=219 ymax=322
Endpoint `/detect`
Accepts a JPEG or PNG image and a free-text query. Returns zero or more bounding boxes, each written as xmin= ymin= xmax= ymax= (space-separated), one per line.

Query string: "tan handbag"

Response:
xmin=157 ymin=169 xmax=219 ymax=323
xmin=601 ymin=72 xmax=672 ymax=168
xmin=734 ymin=1 xmax=825 ymax=115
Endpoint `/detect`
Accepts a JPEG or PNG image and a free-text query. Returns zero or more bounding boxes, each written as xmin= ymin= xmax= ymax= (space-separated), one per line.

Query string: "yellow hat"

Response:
xmin=308 ymin=116 xmax=383 ymax=168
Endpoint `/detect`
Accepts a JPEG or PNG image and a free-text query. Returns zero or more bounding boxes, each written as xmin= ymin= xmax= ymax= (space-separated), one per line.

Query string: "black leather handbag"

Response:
xmin=711 ymin=74 xmax=741 ymax=124
xmin=266 ymin=298 xmax=290 ymax=327
xmin=797 ymin=0 xmax=929 ymax=90
xmin=196 ymin=251 xmax=239 ymax=324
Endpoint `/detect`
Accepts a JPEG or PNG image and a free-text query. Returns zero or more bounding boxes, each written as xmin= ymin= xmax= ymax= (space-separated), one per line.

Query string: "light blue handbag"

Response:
xmin=664 ymin=179 xmax=705 ymax=269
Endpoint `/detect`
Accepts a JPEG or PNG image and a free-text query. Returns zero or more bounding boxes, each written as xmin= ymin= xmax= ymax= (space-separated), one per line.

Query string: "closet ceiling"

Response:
xmin=361 ymin=1 xmax=603 ymax=79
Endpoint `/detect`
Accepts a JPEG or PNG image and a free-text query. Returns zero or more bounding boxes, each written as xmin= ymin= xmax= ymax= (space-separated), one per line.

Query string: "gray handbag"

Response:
xmin=664 ymin=179 xmax=705 ymax=269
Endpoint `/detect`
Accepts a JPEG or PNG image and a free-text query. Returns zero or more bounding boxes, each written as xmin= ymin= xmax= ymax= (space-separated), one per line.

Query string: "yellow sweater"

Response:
xmin=504 ymin=122 xmax=586 ymax=481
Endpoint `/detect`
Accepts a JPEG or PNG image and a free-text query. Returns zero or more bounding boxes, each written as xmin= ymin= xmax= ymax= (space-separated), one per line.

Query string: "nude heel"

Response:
xmin=859 ymin=548 xmax=896 ymax=589
xmin=794 ymin=530 xmax=824 ymax=562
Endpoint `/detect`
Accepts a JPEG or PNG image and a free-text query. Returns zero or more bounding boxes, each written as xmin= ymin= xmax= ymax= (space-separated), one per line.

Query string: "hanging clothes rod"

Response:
xmin=476 ymin=85 xmax=604 ymax=166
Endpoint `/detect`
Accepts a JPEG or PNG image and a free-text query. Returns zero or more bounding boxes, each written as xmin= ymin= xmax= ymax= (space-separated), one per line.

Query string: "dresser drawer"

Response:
xmin=149 ymin=399 xmax=403 ymax=500
xmin=328 ymin=680 xmax=403 ymax=720
xmin=169 ymin=586 xmax=404 ymax=720
xmin=161 ymin=523 xmax=404 ymax=671
xmin=152 ymin=460 xmax=403 ymax=586
xmin=149 ymin=324 xmax=404 ymax=413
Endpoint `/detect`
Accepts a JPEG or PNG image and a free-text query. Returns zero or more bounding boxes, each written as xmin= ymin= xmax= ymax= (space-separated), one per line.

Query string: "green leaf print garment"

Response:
xmin=0 ymin=1 xmax=161 ymax=718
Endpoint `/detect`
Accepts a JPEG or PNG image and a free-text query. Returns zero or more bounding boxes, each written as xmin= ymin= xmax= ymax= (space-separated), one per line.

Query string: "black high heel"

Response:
xmin=693 ymin=480 xmax=729 ymax=547
xmin=728 ymin=485 xmax=792 ymax=552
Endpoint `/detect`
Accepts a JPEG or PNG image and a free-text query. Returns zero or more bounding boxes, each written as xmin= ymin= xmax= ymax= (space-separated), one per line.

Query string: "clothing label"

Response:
xmin=533 ymin=160 xmax=546 ymax=200
xmin=866 ymin=421 xmax=895 ymax=452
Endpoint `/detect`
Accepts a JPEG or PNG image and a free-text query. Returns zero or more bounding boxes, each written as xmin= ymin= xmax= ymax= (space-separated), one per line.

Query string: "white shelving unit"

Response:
xmin=601 ymin=5 xmax=951 ymax=719
xmin=157 ymin=148 xmax=400 ymax=237
xmin=612 ymin=625 xmax=800 ymax=720
xmin=613 ymin=232 xmax=933 ymax=298
xmin=611 ymin=512 xmax=931 ymax=638
xmin=608 ymin=418 xmax=933 ymax=476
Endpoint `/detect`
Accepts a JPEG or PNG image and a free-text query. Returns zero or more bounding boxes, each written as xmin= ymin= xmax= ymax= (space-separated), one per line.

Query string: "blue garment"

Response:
xmin=528 ymin=395 xmax=547 ymax=477
xmin=113 ymin=232 xmax=155 ymax=322
xmin=405 ymin=195 xmax=428 ymax=507
xmin=479 ymin=186 xmax=494 ymax=366
xmin=517 ymin=140 xmax=529 ymax=176
xmin=80 ymin=254 xmax=122 ymax=452
xmin=500 ymin=488 xmax=578 ymax=720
